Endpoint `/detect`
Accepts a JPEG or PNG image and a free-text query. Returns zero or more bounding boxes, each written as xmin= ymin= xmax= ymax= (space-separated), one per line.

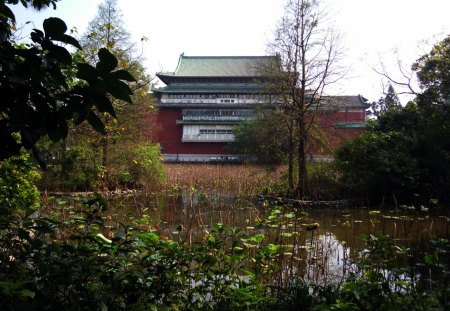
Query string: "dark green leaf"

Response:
xmin=96 ymin=48 xmax=118 ymax=74
xmin=0 ymin=135 xmax=21 ymax=159
xmin=52 ymin=34 xmax=82 ymax=49
xmin=46 ymin=44 xmax=72 ymax=65
xmin=32 ymin=147 xmax=46 ymax=169
xmin=46 ymin=117 xmax=68 ymax=141
xmin=106 ymin=79 xmax=133 ymax=103
xmin=424 ymin=254 xmax=438 ymax=266
xmin=109 ymin=69 xmax=136 ymax=82
xmin=77 ymin=63 xmax=99 ymax=82
xmin=94 ymin=95 xmax=117 ymax=118
xmin=18 ymin=289 xmax=35 ymax=299
xmin=87 ymin=112 xmax=105 ymax=134
xmin=21 ymin=128 xmax=40 ymax=149
xmin=73 ymin=112 xmax=86 ymax=125
xmin=0 ymin=4 xmax=16 ymax=22
xmin=30 ymin=29 xmax=44 ymax=43
xmin=43 ymin=17 xmax=67 ymax=38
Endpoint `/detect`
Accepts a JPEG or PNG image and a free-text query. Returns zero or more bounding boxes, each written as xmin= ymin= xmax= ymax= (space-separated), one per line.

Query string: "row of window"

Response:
xmin=183 ymin=109 xmax=253 ymax=116
xmin=199 ymin=129 xmax=234 ymax=135
xmin=170 ymin=78 xmax=254 ymax=83
xmin=168 ymin=94 xmax=270 ymax=100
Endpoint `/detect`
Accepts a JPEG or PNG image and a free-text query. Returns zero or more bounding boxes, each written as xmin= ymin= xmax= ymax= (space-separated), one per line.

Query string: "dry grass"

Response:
xmin=163 ymin=163 xmax=285 ymax=195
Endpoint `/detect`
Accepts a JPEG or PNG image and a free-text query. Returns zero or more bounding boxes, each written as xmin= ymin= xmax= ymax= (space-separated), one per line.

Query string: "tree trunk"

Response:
xmin=101 ymin=133 xmax=109 ymax=190
xmin=296 ymin=116 xmax=308 ymax=199
xmin=287 ymin=118 xmax=295 ymax=194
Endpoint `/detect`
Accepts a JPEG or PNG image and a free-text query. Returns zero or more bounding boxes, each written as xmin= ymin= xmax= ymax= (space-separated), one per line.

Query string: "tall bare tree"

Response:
xmin=268 ymin=0 xmax=345 ymax=198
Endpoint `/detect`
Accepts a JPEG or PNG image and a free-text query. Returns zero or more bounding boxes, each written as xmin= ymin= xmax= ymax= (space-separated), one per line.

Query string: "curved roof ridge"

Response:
xmin=180 ymin=55 xmax=276 ymax=59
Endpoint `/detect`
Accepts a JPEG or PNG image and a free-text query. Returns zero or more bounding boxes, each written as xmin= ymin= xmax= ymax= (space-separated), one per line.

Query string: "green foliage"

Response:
xmin=369 ymin=84 xmax=401 ymax=118
xmin=0 ymin=152 xmax=41 ymax=216
xmin=38 ymin=0 xmax=156 ymax=190
xmin=109 ymin=143 xmax=166 ymax=189
xmin=0 ymin=196 xmax=274 ymax=310
xmin=335 ymin=100 xmax=450 ymax=204
xmin=231 ymin=109 xmax=290 ymax=164
xmin=38 ymin=141 xmax=165 ymax=191
xmin=0 ymin=1 xmax=134 ymax=162
xmin=1 ymin=194 xmax=449 ymax=310
xmin=129 ymin=144 xmax=166 ymax=185
xmin=335 ymin=129 xmax=420 ymax=199
xmin=307 ymin=162 xmax=344 ymax=200
xmin=335 ymin=36 xmax=450 ymax=206
xmin=412 ymin=35 xmax=450 ymax=106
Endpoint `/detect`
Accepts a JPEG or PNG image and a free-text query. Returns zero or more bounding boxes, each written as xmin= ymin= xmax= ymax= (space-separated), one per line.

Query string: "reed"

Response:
xmin=163 ymin=163 xmax=284 ymax=196
xmin=40 ymin=164 xmax=450 ymax=289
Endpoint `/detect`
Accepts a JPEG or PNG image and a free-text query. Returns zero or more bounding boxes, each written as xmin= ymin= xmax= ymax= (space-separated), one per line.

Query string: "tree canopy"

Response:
xmin=244 ymin=0 xmax=345 ymax=198
xmin=335 ymin=35 xmax=450 ymax=206
xmin=413 ymin=35 xmax=450 ymax=106
xmin=0 ymin=0 xmax=134 ymax=162
xmin=33 ymin=0 xmax=161 ymax=191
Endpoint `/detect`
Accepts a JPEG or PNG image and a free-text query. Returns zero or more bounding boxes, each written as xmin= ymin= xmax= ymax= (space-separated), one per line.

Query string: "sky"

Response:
xmin=11 ymin=0 xmax=450 ymax=103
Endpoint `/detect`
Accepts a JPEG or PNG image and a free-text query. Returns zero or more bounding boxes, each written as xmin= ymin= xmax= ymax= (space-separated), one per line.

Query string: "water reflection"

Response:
xmin=111 ymin=191 xmax=450 ymax=284
xmin=304 ymin=233 xmax=351 ymax=284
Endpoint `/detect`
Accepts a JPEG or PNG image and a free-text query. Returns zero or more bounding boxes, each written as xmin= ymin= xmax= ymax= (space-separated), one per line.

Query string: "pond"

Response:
xmin=95 ymin=189 xmax=449 ymax=287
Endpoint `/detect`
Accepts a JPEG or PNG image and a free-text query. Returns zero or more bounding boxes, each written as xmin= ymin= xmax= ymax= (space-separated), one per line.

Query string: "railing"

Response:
xmin=182 ymin=134 xmax=235 ymax=142
xmin=182 ymin=115 xmax=254 ymax=121
xmin=160 ymin=98 xmax=266 ymax=105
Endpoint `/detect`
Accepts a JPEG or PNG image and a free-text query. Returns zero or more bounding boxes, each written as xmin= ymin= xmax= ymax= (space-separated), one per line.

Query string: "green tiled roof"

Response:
xmin=334 ymin=122 xmax=367 ymax=128
xmin=158 ymin=54 xmax=279 ymax=78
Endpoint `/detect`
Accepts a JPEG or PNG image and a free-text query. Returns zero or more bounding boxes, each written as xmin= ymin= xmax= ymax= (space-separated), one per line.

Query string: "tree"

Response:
xmin=412 ymin=35 xmax=450 ymax=107
xmin=335 ymin=36 xmax=450 ymax=205
xmin=334 ymin=111 xmax=421 ymax=201
xmin=267 ymin=0 xmax=345 ymax=198
xmin=38 ymin=0 xmax=161 ymax=190
xmin=369 ymin=84 xmax=401 ymax=118
xmin=0 ymin=0 xmax=134 ymax=163
xmin=81 ymin=0 xmax=159 ymax=189
xmin=232 ymin=108 xmax=291 ymax=164
xmin=384 ymin=84 xmax=401 ymax=109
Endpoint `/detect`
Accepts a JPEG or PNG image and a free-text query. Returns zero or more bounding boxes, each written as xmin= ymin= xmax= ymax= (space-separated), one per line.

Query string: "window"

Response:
xmin=199 ymin=129 xmax=233 ymax=135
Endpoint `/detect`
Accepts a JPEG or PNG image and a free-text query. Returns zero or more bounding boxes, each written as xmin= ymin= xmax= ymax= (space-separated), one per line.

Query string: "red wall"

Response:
xmin=156 ymin=107 xmax=365 ymax=156
xmin=308 ymin=110 xmax=365 ymax=154
xmin=156 ymin=108 xmax=230 ymax=155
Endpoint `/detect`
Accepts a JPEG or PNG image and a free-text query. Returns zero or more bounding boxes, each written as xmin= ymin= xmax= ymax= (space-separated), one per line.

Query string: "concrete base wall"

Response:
xmin=162 ymin=154 xmax=255 ymax=163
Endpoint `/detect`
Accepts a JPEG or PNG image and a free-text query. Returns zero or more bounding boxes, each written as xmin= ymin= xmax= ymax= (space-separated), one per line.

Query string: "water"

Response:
xmin=102 ymin=190 xmax=449 ymax=285
xmin=46 ymin=190 xmax=450 ymax=285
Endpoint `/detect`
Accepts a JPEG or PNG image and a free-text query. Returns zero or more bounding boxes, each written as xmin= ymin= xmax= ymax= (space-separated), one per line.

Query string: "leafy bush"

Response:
xmin=334 ymin=130 xmax=420 ymax=200
xmin=0 ymin=153 xmax=40 ymax=216
xmin=0 ymin=196 xmax=273 ymax=310
xmin=129 ymin=144 xmax=166 ymax=186
xmin=307 ymin=161 xmax=345 ymax=200
xmin=1 ymin=195 xmax=449 ymax=310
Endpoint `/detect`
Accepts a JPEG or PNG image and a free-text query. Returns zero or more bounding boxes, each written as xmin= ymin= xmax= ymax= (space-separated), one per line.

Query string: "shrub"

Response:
xmin=129 ymin=144 xmax=166 ymax=186
xmin=307 ymin=161 xmax=344 ymax=200
xmin=0 ymin=153 xmax=40 ymax=217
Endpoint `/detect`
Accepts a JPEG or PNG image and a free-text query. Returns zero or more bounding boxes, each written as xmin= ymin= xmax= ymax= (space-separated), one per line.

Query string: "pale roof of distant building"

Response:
xmin=158 ymin=54 xmax=279 ymax=78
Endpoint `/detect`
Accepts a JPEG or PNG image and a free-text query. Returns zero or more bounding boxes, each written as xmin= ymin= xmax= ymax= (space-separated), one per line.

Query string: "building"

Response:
xmin=153 ymin=54 xmax=369 ymax=162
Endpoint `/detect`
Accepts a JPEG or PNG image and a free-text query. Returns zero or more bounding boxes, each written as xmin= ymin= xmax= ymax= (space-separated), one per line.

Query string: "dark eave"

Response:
xmin=156 ymin=74 xmax=268 ymax=86
xmin=156 ymin=102 xmax=258 ymax=108
xmin=176 ymin=120 xmax=244 ymax=125
xmin=153 ymin=84 xmax=269 ymax=95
